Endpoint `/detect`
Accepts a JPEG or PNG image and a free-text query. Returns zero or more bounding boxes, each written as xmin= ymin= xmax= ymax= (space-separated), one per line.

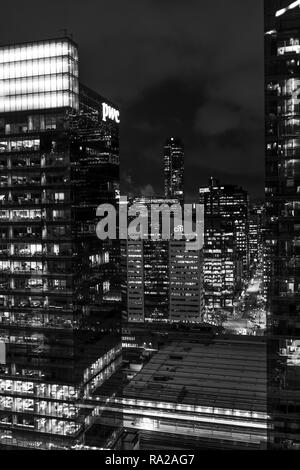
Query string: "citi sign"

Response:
xmin=102 ymin=102 xmax=120 ymax=123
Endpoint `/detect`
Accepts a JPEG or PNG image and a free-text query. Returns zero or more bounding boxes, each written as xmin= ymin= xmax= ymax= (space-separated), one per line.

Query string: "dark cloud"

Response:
xmin=0 ymin=0 xmax=264 ymax=199
xmin=195 ymin=104 xmax=241 ymax=136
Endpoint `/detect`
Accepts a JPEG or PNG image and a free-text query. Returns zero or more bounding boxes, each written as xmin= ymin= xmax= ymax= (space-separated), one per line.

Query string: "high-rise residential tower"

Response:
xmin=0 ymin=38 xmax=122 ymax=449
xmin=265 ymin=0 xmax=300 ymax=449
xmin=164 ymin=138 xmax=184 ymax=202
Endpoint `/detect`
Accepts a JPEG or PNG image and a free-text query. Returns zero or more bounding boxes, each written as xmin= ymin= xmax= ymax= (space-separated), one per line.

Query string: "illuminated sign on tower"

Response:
xmin=276 ymin=0 xmax=300 ymax=17
xmin=102 ymin=102 xmax=120 ymax=123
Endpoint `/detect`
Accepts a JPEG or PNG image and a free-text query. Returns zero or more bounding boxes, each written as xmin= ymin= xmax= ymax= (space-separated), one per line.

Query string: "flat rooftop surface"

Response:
xmin=124 ymin=337 xmax=267 ymax=413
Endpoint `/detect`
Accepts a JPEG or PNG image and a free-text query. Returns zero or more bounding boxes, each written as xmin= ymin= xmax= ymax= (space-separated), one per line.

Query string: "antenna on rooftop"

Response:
xmin=59 ymin=28 xmax=73 ymax=40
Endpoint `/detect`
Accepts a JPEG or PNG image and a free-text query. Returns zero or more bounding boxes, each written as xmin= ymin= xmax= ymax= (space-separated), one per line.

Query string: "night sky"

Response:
xmin=1 ymin=0 xmax=264 ymax=201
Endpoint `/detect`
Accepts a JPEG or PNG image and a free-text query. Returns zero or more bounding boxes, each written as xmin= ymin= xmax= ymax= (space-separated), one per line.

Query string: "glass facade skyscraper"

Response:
xmin=265 ymin=0 xmax=300 ymax=449
xmin=199 ymin=178 xmax=249 ymax=314
xmin=0 ymin=38 xmax=122 ymax=449
xmin=164 ymin=138 xmax=184 ymax=202
xmin=0 ymin=40 xmax=79 ymax=113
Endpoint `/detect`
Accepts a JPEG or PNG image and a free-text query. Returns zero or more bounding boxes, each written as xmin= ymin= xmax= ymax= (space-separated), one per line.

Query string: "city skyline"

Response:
xmin=1 ymin=0 xmax=299 ymax=456
xmin=0 ymin=0 xmax=264 ymax=200
xmin=0 ymin=32 xmax=267 ymax=452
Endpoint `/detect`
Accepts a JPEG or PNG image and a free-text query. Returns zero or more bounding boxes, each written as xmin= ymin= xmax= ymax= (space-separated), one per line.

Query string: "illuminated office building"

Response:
xmin=122 ymin=197 xmax=204 ymax=324
xmin=249 ymin=211 xmax=259 ymax=269
xmin=164 ymin=138 xmax=184 ymax=202
xmin=265 ymin=0 xmax=300 ymax=449
xmin=202 ymin=218 xmax=236 ymax=313
xmin=249 ymin=203 xmax=265 ymax=271
xmin=199 ymin=178 xmax=249 ymax=314
xmin=122 ymin=239 xmax=169 ymax=323
xmin=169 ymin=241 xmax=204 ymax=323
xmin=0 ymin=38 xmax=122 ymax=449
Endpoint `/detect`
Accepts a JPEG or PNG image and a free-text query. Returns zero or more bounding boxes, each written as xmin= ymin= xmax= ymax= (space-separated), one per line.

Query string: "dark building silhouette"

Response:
xmin=265 ymin=0 xmax=300 ymax=449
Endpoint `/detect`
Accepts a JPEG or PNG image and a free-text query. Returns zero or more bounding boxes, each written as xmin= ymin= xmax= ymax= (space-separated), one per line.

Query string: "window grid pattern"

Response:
xmin=0 ymin=40 xmax=79 ymax=112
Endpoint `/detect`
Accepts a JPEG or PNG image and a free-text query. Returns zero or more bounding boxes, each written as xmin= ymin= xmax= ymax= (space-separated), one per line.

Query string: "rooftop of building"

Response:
xmin=0 ymin=36 xmax=77 ymax=51
xmin=123 ymin=336 xmax=267 ymax=413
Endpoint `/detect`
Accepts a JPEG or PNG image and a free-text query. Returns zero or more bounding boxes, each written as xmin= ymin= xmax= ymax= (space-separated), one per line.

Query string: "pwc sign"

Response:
xmin=102 ymin=102 xmax=120 ymax=123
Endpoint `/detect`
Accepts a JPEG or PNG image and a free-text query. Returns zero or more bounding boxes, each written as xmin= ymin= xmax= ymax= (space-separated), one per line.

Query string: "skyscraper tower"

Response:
xmin=199 ymin=178 xmax=249 ymax=314
xmin=121 ymin=197 xmax=204 ymax=324
xmin=265 ymin=0 xmax=300 ymax=449
xmin=0 ymin=38 xmax=122 ymax=449
xmin=164 ymin=137 xmax=184 ymax=202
